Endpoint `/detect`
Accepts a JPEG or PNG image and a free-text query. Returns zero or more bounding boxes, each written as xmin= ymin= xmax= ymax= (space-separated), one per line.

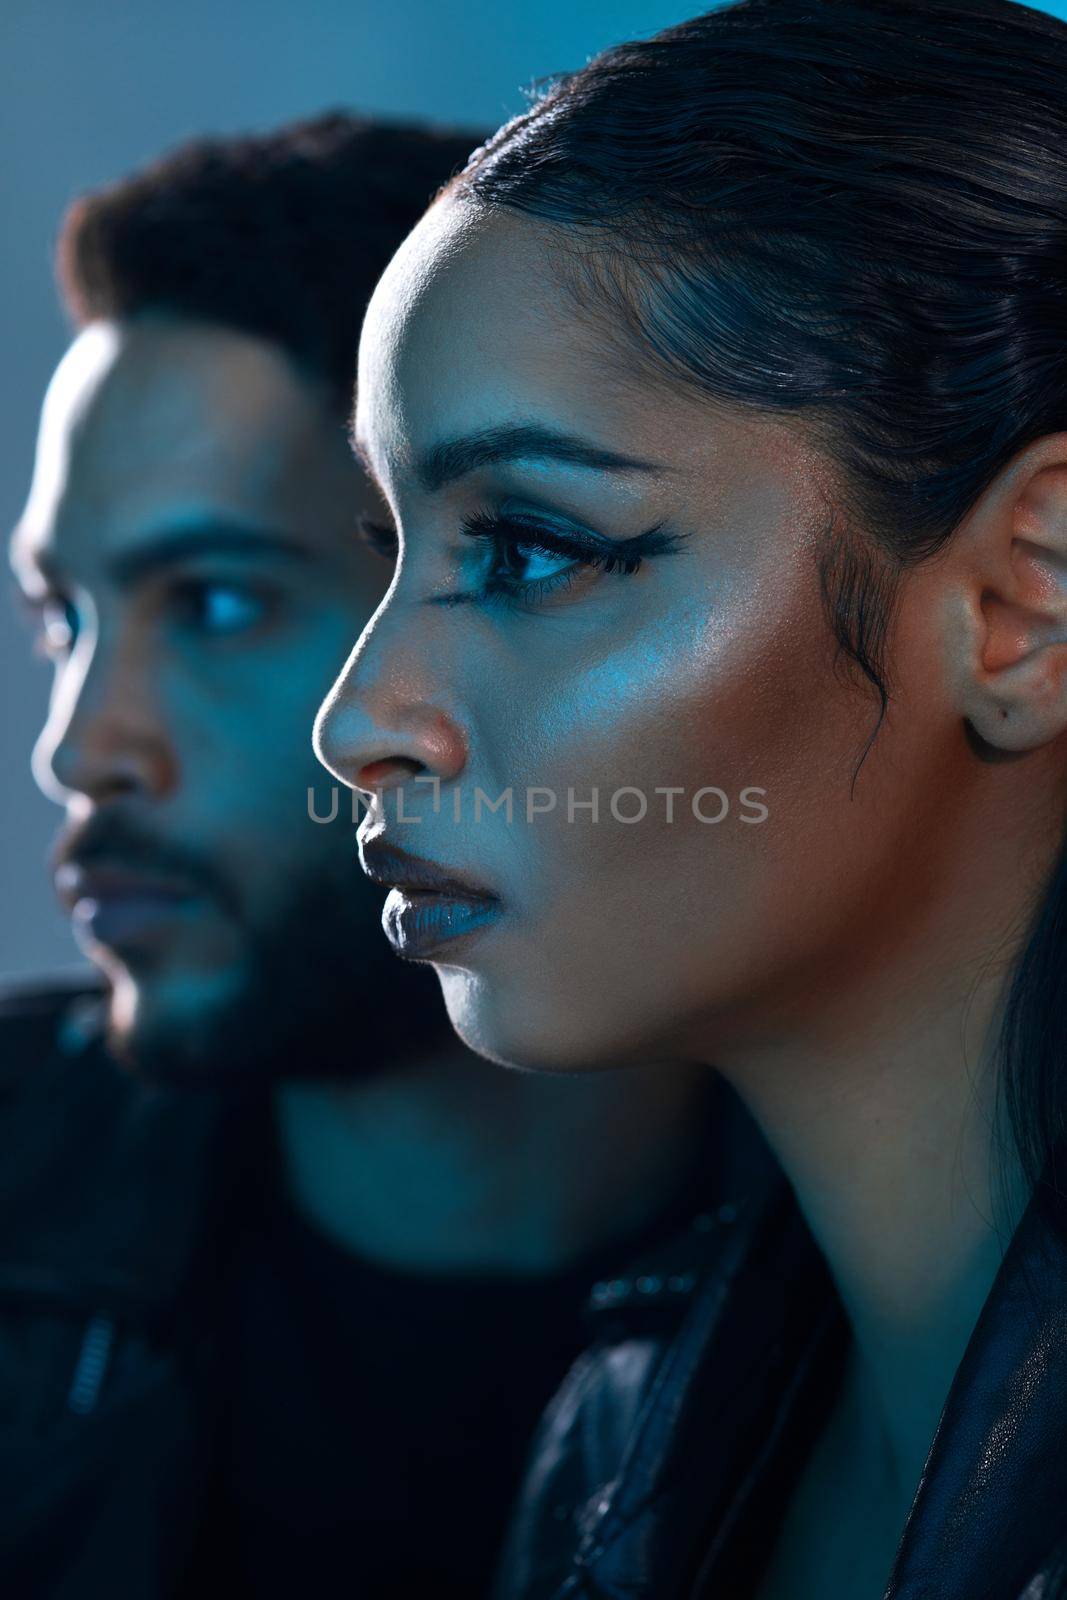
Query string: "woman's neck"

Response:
xmin=716 ymin=947 xmax=1026 ymax=1510
xmin=705 ymin=769 xmax=1063 ymax=1508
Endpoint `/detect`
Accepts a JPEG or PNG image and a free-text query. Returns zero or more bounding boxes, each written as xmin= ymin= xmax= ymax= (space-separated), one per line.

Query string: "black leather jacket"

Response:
xmin=0 ymin=980 xmax=744 ymax=1600
xmin=496 ymin=1127 xmax=1067 ymax=1600
xmin=0 ymin=982 xmax=230 ymax=1599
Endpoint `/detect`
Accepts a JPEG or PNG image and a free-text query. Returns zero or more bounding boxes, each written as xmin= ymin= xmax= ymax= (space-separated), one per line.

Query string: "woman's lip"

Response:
xmin=359 ymin=839 xmax=499 ymax=904
xmin=381 ymin=887 xmax=503 ymax=959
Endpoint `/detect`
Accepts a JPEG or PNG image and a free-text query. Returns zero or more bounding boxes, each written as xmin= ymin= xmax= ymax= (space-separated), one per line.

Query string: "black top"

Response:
xmin=197 ymin=1100 xmax=721 ymax=1600
xmin=215 ymin=1203 xmax=610 ymax=1596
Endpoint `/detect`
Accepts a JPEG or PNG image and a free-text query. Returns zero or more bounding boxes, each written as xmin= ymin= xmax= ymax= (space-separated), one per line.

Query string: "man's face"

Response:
xmin=11 ymin=314 xmax=411 ymax=1081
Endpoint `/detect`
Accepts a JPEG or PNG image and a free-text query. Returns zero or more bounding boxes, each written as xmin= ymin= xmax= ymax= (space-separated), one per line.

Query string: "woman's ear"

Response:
xmin=950 ymin=435 xmax=1067 ymax=753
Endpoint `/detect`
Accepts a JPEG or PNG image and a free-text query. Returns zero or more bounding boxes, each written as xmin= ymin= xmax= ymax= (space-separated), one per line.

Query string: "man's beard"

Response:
xmin=106 ymin=863 xmax=454 ymax=1088
xmin=52 ymin=808 xmax=453 ymax=1089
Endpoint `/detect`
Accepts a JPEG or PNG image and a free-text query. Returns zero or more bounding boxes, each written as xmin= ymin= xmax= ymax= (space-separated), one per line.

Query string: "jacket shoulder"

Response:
xmin=0 ymin=973 xmax=103 ymax=1066
xmin=0 ymin=979 xmax=224 ymax=1593
xmin=0 ymin=974 xmax=226 ymax=1316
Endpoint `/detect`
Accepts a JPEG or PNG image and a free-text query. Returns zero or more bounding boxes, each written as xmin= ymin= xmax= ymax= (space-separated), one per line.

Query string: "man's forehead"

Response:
xmin=56 ymin=319 xmax=318 ymax=479
xmin=13 ymin=317 xmax=359 ymax=581
xmin=13 ymin=325 xmax=123 ymax=561
xmin=42 ymin=322 xmax=126 ymax=444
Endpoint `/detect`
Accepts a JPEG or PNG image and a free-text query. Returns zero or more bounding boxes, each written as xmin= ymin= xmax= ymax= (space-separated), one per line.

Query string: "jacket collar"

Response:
xmin=565 ymin=1119 xmax=840 ymax=1599
xmin=887 ymin=1188 xmax=1067 ymax=1598
xmin=569 ymin=1167 xmax=1067 ymax=1600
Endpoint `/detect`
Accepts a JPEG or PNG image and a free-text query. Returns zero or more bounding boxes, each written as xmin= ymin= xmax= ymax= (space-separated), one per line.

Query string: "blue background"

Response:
xmin=2 ymin=0 xmax=1064 ymax=979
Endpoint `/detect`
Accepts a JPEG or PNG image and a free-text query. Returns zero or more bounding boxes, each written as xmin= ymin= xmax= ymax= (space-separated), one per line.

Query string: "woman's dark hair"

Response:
xmin=455 ymin=0 xmax=1067 ymax=1210
xmin=57 ymin=111 xmax=483 ymax=415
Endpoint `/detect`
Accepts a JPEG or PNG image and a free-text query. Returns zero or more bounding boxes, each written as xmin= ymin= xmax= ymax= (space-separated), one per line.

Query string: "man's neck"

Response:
xmin=273 ymin=1046 xmax=707 ymax=1278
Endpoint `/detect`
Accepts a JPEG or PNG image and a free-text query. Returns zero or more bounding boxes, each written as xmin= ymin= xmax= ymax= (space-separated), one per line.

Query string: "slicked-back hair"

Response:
xmin=454 ymin=0 xmax=1067 ymax=1217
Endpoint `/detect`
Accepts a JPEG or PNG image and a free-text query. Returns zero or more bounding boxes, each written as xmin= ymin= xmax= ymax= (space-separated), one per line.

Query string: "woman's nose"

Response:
xmin=313 ymin=612 xmax=468 ymax=797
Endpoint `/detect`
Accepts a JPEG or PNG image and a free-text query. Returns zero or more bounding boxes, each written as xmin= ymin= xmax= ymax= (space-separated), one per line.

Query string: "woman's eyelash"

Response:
xmin=356 ymin=506 xmax=686 ymax=610
xmin=460 ymin=509 xmax=685 ymax=601
xmin=461 ymin=510 xmax=640 ymax=575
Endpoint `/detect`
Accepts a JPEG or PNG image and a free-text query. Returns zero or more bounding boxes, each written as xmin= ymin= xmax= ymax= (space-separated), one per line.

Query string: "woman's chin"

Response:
xmin=434 ymin=964 xmax=656 ymax=1075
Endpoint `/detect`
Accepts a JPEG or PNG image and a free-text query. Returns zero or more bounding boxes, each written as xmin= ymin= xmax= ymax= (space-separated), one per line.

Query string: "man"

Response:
xmin=3 ymin=114 xmax=711 ymax=1599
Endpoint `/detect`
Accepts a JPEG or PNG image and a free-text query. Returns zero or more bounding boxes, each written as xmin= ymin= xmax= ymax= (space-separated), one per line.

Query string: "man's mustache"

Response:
xmin=52 ymin=812 xmax=240 ymax=915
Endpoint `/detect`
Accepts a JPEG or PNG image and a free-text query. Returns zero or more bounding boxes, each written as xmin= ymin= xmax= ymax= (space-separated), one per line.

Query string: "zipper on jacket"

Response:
xmin=67 ymin=1313 xmax=116 ymax=1415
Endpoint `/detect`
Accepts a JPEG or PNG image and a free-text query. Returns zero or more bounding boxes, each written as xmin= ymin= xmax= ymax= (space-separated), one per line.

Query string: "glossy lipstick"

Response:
xmin=359 ymin=840 xmax=502 ymax=959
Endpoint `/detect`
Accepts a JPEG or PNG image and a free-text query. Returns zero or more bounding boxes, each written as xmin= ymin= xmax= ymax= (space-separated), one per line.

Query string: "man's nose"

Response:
xmin=314 ymin=604 xmax=468 ymax=797
xmin=32 ymin=632 xmax=178 ymax=808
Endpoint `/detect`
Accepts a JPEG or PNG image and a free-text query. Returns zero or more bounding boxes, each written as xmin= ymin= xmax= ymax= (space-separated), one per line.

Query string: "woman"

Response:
xmin=314 ymin=0 xmax=1067 ymax=1594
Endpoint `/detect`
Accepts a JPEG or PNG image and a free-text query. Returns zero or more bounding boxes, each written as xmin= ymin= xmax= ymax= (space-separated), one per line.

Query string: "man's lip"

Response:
xmin=358 ymin=839 xmax=499 ymax=904
xmin=54 ymin=862 xmax=198 ymax=912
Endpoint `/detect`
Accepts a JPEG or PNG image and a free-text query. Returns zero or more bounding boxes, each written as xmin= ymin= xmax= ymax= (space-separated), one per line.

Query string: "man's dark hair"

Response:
xmin=57 ymin=111 xmax=483 ymax=412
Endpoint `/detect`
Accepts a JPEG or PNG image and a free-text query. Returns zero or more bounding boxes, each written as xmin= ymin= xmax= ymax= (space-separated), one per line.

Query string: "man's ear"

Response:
xmin=950 ymin=434 xmax=1067 ymax=753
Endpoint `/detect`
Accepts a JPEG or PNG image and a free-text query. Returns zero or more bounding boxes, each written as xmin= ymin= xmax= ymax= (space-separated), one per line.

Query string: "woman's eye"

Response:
xmin=497 ymin=539 xmax=581 ymax=587
xmin=467 ymin=510 xmax=658 ymax=610
xmin=459 ymin=509 xmax=644 ymax=610
xmin=172 ymin=580 xmax=267 ymax=636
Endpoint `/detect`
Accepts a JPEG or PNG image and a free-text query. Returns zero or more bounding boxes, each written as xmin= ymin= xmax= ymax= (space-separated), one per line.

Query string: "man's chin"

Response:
xmin=103 ymin=964 xmax=270 ymax=1088
xmin=89 ymin=861 xmax=457 ymax=1090
xmin=99 ymin=941 xmax=451 ymax=1090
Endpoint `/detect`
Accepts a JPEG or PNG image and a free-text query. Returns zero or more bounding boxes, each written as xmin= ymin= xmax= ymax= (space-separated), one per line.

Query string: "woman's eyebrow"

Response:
xmin=350 ymin=423 xmax=666 ymax=494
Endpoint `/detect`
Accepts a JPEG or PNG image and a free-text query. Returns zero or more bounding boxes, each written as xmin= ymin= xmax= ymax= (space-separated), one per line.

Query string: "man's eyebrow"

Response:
xmin=349 ymin=423 xmax=665 ymax=495
xmin=105 ymin=523 xmax=313 ymax=587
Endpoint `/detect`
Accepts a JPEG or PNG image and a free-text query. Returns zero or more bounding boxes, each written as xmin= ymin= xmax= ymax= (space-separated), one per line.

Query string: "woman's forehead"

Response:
xmin=354 ymin=220 xmax=820 ymax=535
xmin=357 ymin=202 xmax=671 ymax=490
xmin=361 ymin=204 xmax=563 ymax=392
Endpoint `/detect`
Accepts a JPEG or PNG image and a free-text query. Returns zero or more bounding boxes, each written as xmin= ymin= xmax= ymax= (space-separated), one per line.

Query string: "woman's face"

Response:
xmin=316 ymin=199 xmax=970 ymax=1073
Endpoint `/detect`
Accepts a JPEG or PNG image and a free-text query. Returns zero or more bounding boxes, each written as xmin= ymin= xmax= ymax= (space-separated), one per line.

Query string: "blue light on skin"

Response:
xmin=11 ymin=311 xmax=707 ymax=1275
xmin=314 ymin=195 xmax=1067 ymax=1587
xmin=382 ymin=888 xmax=502 ymax=960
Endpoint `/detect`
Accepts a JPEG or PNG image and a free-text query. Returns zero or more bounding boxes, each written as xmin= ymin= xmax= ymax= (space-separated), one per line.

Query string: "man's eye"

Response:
xmin=171 ymin=580 xmax=267 ymax=636
xmin=35 ymin=598 xmax=79 ymax=660
xmin=357 ymin=516 xmax=399 ymax=561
